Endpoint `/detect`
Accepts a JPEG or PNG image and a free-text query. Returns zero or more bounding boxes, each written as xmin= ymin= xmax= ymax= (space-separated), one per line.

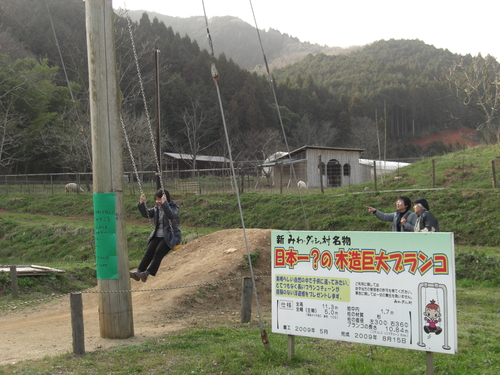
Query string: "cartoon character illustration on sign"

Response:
xmin=423 ymin=299 xmax=443 ymax=335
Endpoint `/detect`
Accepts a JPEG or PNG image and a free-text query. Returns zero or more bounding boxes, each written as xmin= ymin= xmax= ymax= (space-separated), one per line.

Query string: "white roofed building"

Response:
xmin=259 ymin=145 xmax=365 ymax=188
xmin=164 ymin=152 xmax=230 ymax=171
xmin=359 ymin=159 xmax=412 ymax=181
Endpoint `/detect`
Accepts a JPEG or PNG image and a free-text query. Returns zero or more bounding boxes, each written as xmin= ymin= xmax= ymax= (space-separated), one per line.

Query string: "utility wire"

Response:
xmin=201 ymin=0 xmax=270 ymax=350
xmin=44 ymin=0 xmax=92 ymax=167
xmin=44 ymin=0 xmax=74 ymax=101
xmin=248 ymin=0 xmax=309 ymax=230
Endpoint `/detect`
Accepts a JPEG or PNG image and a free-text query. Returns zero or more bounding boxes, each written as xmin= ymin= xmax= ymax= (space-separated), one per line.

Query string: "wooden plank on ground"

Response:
xmin=0 ymin=265 xmax=66 ymax=276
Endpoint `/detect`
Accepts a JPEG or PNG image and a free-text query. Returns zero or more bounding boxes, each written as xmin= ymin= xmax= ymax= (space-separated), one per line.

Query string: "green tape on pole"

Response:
xmin=93 ymin=193 xmax=118 ymax=279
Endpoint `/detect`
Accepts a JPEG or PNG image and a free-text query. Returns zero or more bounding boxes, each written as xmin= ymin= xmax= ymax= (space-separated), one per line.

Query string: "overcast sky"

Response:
xmin=114 ymin=0 xmax=499 ymax=60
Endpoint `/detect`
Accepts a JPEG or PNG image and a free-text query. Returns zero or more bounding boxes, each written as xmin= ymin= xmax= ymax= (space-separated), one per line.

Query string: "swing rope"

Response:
xmin=125 ymin=12 xmax=165 ymax=193
xmin=202 ymin=0 xmax=270 ymax=350
xmin=248 ymin=0 xmax=309 ymax=230
xmin=120 ymin=113 xmax=163 ymax=234
xmin=122 ymin=10 xmax=183 ymax=249
xmin=120 ymin=115 xmax=145 ymax=196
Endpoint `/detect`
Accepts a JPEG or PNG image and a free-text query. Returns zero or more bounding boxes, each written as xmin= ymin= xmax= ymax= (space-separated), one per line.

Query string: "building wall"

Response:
xmin=305 ymin=149 xmax=362 ymax=188
xmin=271 ymin=148 xmax=363 ymax=188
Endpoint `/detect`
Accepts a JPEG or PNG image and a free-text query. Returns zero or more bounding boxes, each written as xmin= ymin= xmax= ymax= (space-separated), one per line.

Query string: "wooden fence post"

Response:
xmin=9 ymin=265 xmax=19 ymax=298
xmin=240 ymin=168 xmax=244 ymax=194
xmin=240 ymin=277 xmax=253 ymax=323
xmin=70 ymin=292 xmax=85 ymax=355
xmin=432 ymin=159 xmax=436 ymax=188
xmin=492 ymin=160 xmax=497 ymax=188
xmin=197 ymin=170 xmax=202 ymax=194
xmin=280 ymin=161 xmax=283 ymax=194
xmin=373 ymin=161 xmax=377 ymax=191
xmin=76 ymin=173 xmax=81 ymax=194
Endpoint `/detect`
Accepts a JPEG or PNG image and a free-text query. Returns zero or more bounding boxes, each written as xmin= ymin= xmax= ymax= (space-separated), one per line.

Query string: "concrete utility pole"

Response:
xmin=85 ymin=0 xmax=134 ymax=339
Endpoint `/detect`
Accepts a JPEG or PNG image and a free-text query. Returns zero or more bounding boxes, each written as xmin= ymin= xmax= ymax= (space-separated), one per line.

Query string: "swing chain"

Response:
xmin=125 ymin=13 xmax=164 ymax=192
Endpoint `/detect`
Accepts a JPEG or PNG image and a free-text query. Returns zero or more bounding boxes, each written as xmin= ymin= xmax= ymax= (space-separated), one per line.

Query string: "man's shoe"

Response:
xmin=139 ymin=272 xmax=149 ymax=282
xmin=130 ymin=271 xmax=140 ymax=281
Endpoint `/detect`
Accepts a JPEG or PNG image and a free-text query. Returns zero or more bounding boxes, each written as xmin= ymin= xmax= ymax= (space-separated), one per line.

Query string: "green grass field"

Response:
xmin=1 ymin=144 xmax=500 ymax=374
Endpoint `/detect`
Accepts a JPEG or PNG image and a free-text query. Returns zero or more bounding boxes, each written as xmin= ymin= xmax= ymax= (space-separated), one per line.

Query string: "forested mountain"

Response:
xmin=122 ymin=10 xmax=359 ymax=72
xmin=0 ymin=0 xmax=495 ymax=175
xmin=273 ymin=40 xmax=482 ymax=146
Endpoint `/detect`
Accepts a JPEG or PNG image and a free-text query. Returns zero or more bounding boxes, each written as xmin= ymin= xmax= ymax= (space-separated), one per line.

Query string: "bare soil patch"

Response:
xmin=0 ymin=228 xmax=272 ymax=365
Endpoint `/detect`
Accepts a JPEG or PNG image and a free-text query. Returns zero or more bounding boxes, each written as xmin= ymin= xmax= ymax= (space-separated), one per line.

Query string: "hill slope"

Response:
xmin=123 ymin=10 xmax=360 ymax=71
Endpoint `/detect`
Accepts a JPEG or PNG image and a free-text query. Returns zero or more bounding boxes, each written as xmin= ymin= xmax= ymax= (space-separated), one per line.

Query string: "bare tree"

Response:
xmin=114 ymin=12 xmax=173 ymax=112
xmin=441 ymin=54 xmax=500 ymax=143
xmin=39 ymin=111 xmax=92 ymax=174
xmin=177 ymin=98 xmax=217 ymax=171
xmin=241 ymin=128 xmax=283 ymax=163
xmin=350 ymin=117 xmax=383 ymax=158
xmin=290 ymin=114 xmax=339 ymax=148
xmin=0 ymin=30 xmax=36 ymax=60
xmin=0 ymin=100 xmax=26 ymax=169
xmin=120 ymin=112 xmax=163 ymax=172
xmin=40 ymin=108 xmax=165 ymax=187
xmin=238 ymin=128 xmax=284 ymax=183
xmin=0 ymin=61 xmax=44 ymax=171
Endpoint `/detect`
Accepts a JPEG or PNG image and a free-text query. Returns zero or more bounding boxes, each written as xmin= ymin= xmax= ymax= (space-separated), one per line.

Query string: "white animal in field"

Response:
xmin=297 ymin=181 xmax=307 ymax=189
xmin=65 ymin=183 xmax=84 ymax=193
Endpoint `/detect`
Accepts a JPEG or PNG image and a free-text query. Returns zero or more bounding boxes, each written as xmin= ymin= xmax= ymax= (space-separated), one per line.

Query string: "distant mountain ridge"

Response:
xmin=121 ymin=9 xmax=361 ymax=71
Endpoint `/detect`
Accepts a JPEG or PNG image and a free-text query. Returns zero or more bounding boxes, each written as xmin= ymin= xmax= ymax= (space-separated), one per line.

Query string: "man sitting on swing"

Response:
xmin=130 ymin=189 xmax=181 ymax=282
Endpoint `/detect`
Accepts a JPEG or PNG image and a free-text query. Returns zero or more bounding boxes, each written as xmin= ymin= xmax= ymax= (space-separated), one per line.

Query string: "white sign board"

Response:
xmin=271 ymin=231 xmax=457 ymax=354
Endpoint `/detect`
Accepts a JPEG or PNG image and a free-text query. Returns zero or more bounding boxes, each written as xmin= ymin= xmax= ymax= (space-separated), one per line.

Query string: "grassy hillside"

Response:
xmin=1 ymin=144 xmax=499 ymax=275
xmin=1 ymin=146 xmax=500 ymax=374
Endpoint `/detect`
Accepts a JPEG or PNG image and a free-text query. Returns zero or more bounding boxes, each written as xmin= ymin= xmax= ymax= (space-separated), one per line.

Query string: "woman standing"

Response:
xmin=413 ymin=197 xmax=440 ymax=232
xmin=366 ymin=196 xmax=417 ymax=232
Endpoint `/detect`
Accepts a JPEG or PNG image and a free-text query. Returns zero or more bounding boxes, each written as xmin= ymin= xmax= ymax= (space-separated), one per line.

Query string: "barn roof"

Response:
xmin=258 ymin=158 xmax=307 ymax=167
xmin=359 ymin=159 xmax=411 ymax=171
xmin=164 ymin=152 xmax=230 ymax=163
xmin=288 ymin=145 xmax=365 ymax=155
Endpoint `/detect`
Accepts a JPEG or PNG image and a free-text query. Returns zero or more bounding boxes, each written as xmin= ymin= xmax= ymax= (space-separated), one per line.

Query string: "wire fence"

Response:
xmin=0 ymin=273 xmax=271 ymax=314
xmin=0 ymin=168 xmax=306 ymax=195
xmin=0 ymin=155 xmax=499 ymax=195
xmin=0 ymin=169 xmax=255 ymax=195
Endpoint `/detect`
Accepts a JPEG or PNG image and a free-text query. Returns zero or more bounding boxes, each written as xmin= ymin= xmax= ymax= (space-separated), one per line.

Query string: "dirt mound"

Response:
xmin=0 ymin=228 xmax=272 ymax=365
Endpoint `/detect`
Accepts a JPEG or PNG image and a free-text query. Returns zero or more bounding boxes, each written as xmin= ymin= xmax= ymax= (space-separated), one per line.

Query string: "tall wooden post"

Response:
xmin=85 ymin=0 xmax=134 ymax=339
xmin=492 ymin=160 xmax=497 ymax=188
xmin=432 ymin=159 xmax=436 ymax=188
xmin=280 ymin=161 xmax=283 ymax=194
xmin=154 ymin=49 xmax=162 ymax=190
